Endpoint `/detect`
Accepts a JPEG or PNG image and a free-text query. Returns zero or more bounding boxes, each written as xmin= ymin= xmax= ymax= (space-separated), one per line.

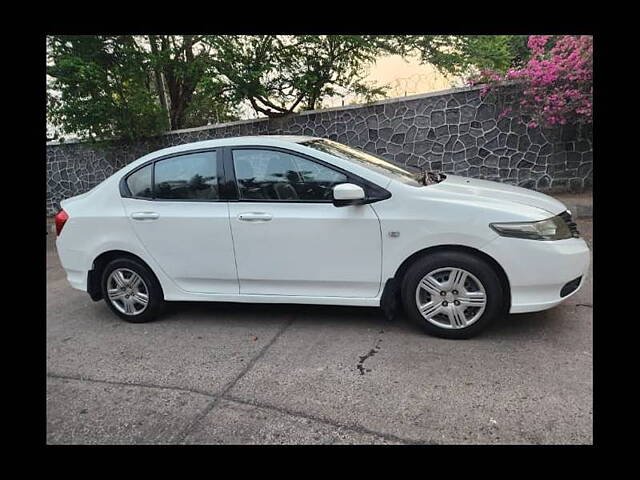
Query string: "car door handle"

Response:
xmin=238 ymin=212 xmax=273 ymax=222
xmin=131 ymin=212 xmax=160 ymax=221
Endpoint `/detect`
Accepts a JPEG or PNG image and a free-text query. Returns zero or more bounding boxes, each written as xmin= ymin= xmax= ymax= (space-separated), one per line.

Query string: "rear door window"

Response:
xmin=153 ymin=151 xmax=219 ymax=200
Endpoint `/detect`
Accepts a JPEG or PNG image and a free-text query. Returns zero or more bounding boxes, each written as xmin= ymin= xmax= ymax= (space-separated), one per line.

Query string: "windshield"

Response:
xmin=299 ymin=138 xmax=422 ymax=187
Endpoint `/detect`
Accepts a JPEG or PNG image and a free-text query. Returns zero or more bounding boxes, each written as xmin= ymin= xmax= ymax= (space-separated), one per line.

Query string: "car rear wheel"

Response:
xmin=101 ymin=258 xmax=164 ymax=323
xmin=401 ymin=251 xmax=505 ymax=339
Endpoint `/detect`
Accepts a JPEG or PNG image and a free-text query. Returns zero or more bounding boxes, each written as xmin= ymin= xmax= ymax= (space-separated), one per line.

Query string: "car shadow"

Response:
xmin=483 ymin=308 xmax=581 ymax=340
xmin=162 ymin=300 xmax=386 ymax=325
xmin=159 ymin=299 xmax=565 ymax=340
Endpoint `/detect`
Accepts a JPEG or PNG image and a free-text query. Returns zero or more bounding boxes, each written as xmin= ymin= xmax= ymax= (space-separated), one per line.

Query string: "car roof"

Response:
xmin=142 ymin=135 xmax=319 ymax=160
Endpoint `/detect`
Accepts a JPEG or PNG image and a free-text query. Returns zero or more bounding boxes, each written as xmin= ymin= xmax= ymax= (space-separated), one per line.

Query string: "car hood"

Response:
xmin=427 ymin=174 xmax=567 ymax=216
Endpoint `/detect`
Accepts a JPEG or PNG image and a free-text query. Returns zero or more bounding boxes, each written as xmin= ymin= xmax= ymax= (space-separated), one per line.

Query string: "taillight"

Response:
xmin=55 ymin=210 xmax=69 ymax=236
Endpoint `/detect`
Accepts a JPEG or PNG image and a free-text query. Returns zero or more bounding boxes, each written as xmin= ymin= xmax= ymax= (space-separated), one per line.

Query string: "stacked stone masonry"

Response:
xmin=47 ymin=84 xmax=592 ymax=215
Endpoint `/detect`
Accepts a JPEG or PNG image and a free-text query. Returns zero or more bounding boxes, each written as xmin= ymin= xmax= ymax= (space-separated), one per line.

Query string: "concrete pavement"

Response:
xmin=46 ymin=219 xmax=593 ymax=444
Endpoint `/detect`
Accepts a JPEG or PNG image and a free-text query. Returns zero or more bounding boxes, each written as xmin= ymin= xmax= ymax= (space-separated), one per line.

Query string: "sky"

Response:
xmin=326 ymin=54 xmax=460 ymax=108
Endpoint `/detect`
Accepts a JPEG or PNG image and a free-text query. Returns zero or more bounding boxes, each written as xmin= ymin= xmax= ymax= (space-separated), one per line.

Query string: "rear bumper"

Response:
xmin=481 ymin=235 xmax=590 ymax=313
xmin=55 ymin=240 xmax=88 ymax=292
xmin=63 ymin=269 xmax=88 ymax=291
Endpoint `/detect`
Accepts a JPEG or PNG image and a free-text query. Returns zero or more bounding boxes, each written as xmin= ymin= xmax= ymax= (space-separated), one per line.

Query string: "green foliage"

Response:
xmin=504 ymin=35 xmax=532 ymax=69
xmin=47 ymin=35 xmax=239 ymax=141
xmin=181 ymin=82 xmax=240 ymax=128
xmin=146 ymin=35 xmax=239 ymax=129
xmin=393 ymin=35 xmax=531 ymax=77
xmin=47 ymin=35 xmax=167 ymax=141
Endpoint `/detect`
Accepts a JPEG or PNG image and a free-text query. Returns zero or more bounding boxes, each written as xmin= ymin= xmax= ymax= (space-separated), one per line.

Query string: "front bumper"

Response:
xmin=481 ymin=235 xmax=591 ymax=313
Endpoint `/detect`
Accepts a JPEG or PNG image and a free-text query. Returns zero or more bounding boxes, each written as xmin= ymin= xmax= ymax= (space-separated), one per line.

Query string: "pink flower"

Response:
xmin=468 ymin=35 xmax=592 ymax=128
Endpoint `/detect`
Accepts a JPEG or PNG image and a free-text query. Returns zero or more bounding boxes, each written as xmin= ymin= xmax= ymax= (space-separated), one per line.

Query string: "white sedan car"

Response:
xmin=55 ymin=136 xmax=590 ymax=338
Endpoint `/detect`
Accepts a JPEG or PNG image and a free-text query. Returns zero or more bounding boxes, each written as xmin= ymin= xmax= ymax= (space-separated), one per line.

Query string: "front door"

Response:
xmin=121 ymin=150 xmax=238 ymax=294
xmin=227 ymin=148 xmax=382 ymax=298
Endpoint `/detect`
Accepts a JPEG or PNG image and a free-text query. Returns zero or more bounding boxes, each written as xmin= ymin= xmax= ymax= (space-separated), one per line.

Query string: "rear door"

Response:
xmin=121 ymin=150 xmax=238 ymax=294
xmin=226 ymin=147 xmax=383 ymax=298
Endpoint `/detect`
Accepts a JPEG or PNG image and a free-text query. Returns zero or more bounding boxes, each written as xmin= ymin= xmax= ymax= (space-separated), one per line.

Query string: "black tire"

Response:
xmin=101 ymin=257 xmax=164 ymax=323
xmin=401 ymin=250 xmax=505 ymax=339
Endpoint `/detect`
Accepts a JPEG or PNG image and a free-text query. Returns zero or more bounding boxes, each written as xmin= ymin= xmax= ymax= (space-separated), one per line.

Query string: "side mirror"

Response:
xmin=333 ymin=183 xmax=366 ymax=207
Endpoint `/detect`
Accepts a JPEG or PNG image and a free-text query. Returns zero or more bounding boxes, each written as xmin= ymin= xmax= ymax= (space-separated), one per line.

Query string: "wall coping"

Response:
xmin=47 ymin=83 xmax=507 ymax=147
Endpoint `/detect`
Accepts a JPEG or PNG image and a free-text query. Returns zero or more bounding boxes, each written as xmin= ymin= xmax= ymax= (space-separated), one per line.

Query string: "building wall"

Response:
xmin=47 ymin=84 xmax=592 ymax=215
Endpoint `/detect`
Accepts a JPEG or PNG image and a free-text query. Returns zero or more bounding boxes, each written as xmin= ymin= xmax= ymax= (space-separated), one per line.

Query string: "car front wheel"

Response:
xmin=101 ymin=258 xmax=164 ymax=323
xmin=401 ymin=251 xmax=505 ymax=339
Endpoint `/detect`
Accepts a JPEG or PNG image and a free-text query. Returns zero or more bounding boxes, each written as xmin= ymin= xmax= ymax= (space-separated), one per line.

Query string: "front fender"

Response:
xmin=380 ymin=227 xmax=499 ymax=282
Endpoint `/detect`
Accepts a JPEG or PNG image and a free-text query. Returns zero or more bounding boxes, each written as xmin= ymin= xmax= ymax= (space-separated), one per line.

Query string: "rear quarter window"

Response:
xmin=126 ymin=164 xmax=153 ymax=198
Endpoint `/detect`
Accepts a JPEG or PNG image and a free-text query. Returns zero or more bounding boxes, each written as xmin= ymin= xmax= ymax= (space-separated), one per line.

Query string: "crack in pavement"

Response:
xmin=173 ymin=316 xmax=295 ymax=443
xmin=46 ymin=372 xmax=218 ymax=400
xmin=224 ymin=394 xmax=428 ymax=445
xmin=47 ymin=371 xmax=425 ymax=444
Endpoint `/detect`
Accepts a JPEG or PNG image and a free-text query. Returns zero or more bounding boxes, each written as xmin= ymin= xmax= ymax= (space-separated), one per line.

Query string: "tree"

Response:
xmin=392 ymin=35 xmax=531 ymax=77
xmin=47 ymin=35 xmax=167 ymax=141
xmin=47 ymin=35 xmax=239 ymax=141
xmin=146 ymin=35 xmax=239 ymax=129
xmin=204 ymin=35 xmax=392 ymax=117
xmin=204 ymin=35 xmax=534 ymax=119
xmin=468 ymin=35 xmax=593 ymax=128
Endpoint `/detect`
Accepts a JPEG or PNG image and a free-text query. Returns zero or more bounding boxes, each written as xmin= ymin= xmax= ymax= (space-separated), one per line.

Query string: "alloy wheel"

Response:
xmin=415 ymin=267 xmax=487 ymax=329
xmin=106 ymin=268 xmax=149 ymax=316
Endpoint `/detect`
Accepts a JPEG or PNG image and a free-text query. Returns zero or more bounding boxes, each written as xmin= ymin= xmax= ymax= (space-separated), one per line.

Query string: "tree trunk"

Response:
xmin=148 ymin=35 xmax=171 ymax=130
xmin=159 ymin=35 xmax=203 ymax=130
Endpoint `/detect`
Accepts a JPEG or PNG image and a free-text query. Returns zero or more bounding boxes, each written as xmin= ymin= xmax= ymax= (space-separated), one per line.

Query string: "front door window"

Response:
xmin=232 ymin=149 xmax=347 ymax=201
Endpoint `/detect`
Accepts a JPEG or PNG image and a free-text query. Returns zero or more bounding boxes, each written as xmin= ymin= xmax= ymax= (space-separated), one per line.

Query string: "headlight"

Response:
xmin=489 ymin=215 xmax=572 ymax=241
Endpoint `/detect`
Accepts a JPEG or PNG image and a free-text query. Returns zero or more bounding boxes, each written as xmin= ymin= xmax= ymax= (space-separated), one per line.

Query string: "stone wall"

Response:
xmin=47 ymin=84 xmax=592 ymax=215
